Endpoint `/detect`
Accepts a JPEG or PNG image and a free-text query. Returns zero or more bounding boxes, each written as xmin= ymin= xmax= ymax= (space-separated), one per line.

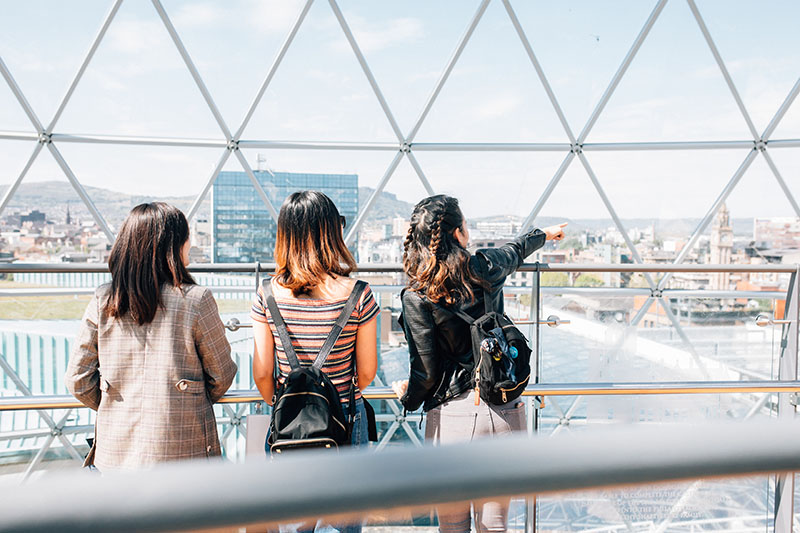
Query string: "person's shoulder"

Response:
xmin=181 ymin=283 xmax=212 ymax=304
xmin=95 ymin=282 xmax=111 ymax=298
xmin=400 ymin=288 xmax=426 ymax=308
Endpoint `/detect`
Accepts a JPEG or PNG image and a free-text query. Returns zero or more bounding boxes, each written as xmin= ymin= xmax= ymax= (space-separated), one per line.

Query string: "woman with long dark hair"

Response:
xmin=251 ymin=191 xmax=379 ymax=531
xmin=392 ymin=194 xmax=565 ymax=532
xmin=66 ymin=202 xmax=237 ymax=471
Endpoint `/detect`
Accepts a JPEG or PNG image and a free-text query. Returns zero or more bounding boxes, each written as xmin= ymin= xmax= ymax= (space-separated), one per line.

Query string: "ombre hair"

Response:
xmin=403 ymin=195 xmax=486 ymax=306
xmin=104 ymin=202 xmax=195 ymax=325
xmin=273 ymin=191 xmax=356 ymax=296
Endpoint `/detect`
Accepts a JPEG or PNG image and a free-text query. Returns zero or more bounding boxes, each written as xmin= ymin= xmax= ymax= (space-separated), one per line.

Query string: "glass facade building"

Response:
xmin=212 ymin=170 xmax=358 ymax=263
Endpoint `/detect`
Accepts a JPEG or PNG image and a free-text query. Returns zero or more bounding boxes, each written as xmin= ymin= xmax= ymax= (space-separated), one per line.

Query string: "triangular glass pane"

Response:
xmin=56 ymin=0 xmax=225 ymax=138
xmin=511 ymin=0 xmax=657 ymax=136
xmin=162 ymin=0 xmax=306 ymax=130
xmin=588 ymin=0 xmax=755 ymax=142
xmin=586 ymin=149 xmax=746 ymax=232
xmin=689 ymin=153 xmax=798 ymax=293
xmin=336 ymin=0 xmax=482 ymax=135
xmin=697 ymin=0 xmax=800 ymax=134
xmin=0 ymin=141 xmax=39 ymax=196
xmin=358 ymin=156 xmax=430 ymax=264
xmin=724 ymin=151 xmax=800 ymax=221
xmin=0 ymin=147 xmax=113 ymax=260
xmin=0 ymin=79 xmax=37 ymax=131
xmin=769 ymin=93 xmax=800 ymax=140
xmin=413 ymin=0 xmax=568 ymax=143
xmin=239 ymin=0 xmax=399 ymax=143
xmin=0 ymin=0 xmax=110 ymax=125
xmin=764 ymin=147 xmax=800 ymax=215
xmin=411 ymin=151 xmax=567 ymax=219
xmin=54 ymin=143 xmax=229 ymax=231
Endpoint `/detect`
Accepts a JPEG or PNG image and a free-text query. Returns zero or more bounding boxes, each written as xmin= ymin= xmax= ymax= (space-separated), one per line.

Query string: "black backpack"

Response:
xmin=438 ymin=292 xmax=532 ymax=406
xmin=263 ymin=278 xmax=366 ymax=454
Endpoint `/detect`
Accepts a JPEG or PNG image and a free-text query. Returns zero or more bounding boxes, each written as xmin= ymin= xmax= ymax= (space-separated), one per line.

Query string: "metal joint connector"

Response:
xmin=50 ymin=427 xmax=63 ymax=437
xmin=650 ymin=288 xmax=663 ymax=298
xmin=400 ymin=142 xmax=411 ymax=153
xmin=395 ymin=414 xmax=406 ymax=423
xmin=226 ymin=140 xmax=239 ymax=152
xmin=570 ymin=144 xmax=583 ymax=154
xmin=755 ymin=140 xmax=767 ymax=152
xmin=38 ymin=132 xmax=52 ymax=145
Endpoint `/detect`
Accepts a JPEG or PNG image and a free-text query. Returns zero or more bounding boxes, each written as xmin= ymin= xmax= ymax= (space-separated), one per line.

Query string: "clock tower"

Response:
xmin=710 ymin=203 xmax=733 ymax=290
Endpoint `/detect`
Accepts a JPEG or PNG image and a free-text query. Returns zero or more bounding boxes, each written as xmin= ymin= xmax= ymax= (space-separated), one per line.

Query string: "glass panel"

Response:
xmin=533 ymin=288 xmax=782 ymax=531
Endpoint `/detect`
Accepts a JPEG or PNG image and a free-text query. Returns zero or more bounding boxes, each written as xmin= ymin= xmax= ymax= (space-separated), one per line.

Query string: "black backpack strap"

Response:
xmin=313 ymin=280 xmax=367 ymax=370
xmin=261 ymin=278 xmax=302 ymax=371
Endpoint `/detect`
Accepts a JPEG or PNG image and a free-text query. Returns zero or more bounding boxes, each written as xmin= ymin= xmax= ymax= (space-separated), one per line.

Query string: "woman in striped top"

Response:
xmin=251 ymin=191 xmax=379 ymax=456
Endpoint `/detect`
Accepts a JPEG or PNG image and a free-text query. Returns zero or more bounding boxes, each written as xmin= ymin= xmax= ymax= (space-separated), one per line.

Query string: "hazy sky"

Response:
xmin=0 ymin=0 xmax=799 ymax=224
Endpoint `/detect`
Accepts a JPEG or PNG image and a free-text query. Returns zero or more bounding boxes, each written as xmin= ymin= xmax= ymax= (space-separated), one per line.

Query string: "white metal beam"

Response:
xmin=234 ymin=0 xmax=314 ymax=141
xmin=405 ymin=0 xmax=491 ymax=143
xmin=46 ymin=0 xmax=124 ymax=135
xmin=686 ymin=0 xmax=759 ymax=141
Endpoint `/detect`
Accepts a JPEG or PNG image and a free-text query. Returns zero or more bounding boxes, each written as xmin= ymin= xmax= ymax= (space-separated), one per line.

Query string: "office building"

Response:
xmin=212 ymin=170 xmax=358 ymax=263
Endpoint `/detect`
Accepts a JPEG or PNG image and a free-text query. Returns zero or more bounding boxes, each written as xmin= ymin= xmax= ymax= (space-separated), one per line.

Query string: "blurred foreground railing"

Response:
xmin=1 ymin=420 xmax=800 ymax=533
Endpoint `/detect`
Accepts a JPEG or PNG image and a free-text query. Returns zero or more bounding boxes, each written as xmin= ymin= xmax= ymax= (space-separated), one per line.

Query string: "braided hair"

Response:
xmin=403 ymin=195 xmax=485 ymax=305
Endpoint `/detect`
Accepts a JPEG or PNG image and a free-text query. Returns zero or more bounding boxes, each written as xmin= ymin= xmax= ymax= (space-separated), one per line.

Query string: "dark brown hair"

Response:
xmin=403 ymin=194 xmax=485 ymax=305
xmin=274 ymin=190 xmax=356 ymax=296
xmin=104 ymin=202 xmax=195 ymax=324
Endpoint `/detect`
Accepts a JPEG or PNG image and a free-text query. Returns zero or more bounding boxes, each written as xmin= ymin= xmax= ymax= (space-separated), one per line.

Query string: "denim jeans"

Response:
xmin=272 ymin=398 xmax=369 ymax=533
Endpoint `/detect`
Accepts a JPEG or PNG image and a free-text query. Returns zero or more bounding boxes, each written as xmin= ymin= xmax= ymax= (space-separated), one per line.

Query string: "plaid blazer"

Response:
xmin=66 ymin=283 xmax=237 ymax=471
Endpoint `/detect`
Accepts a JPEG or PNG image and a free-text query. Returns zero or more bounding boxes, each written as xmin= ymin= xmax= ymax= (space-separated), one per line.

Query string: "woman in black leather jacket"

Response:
xmin=391 ymin=194 xmax=565 ymax=533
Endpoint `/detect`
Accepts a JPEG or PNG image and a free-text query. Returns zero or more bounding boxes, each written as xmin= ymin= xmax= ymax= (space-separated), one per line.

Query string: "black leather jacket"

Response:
xmin=399 ymin=229 xmax=546 ymax=412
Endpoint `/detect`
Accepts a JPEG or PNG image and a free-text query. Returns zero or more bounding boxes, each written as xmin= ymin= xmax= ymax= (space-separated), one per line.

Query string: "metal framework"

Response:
xmin=1 ymin=1 xmax=799 ymax=531
xmin=0 ymin=0 xmax=797 ymax=244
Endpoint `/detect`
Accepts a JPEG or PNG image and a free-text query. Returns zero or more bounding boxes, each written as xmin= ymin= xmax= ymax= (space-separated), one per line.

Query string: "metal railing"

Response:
xmin=0 ymin=261 xmax=797 ymax=532
xmin=2 ymin=420 xmax=800 ymax=533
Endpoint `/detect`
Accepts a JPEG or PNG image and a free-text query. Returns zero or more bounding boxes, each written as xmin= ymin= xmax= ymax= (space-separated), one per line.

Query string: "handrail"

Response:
xmin=0 ymin=262 xmax=796 ymax=274
xmin=2 ymin=420 xmax=800 ymax=533
xmin=2 ymin=381 xmax=797 ymax=411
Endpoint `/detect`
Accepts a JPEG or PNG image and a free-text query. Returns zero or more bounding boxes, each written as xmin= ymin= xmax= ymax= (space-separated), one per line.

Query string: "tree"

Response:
xmin=574 ymin=273 xmax=604 ymax=287
xmin=558 ymin=237 xmax=584 ymax=251
xmin=541 ymin=272 xmax=569 ymax=287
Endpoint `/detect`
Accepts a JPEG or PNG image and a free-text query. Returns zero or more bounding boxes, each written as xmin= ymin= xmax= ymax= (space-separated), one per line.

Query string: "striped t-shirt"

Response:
xmin=250 ymin=279 xmax=380 ymax=402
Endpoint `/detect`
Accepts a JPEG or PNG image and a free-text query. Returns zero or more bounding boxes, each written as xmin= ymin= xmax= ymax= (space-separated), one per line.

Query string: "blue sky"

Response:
xmin=0 ymin=0 xmax=799 ymax=223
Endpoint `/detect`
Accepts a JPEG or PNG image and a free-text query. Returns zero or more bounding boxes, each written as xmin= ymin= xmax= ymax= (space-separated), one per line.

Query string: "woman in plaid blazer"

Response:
xmin=66 ymin=203 xmax=237 ymax=471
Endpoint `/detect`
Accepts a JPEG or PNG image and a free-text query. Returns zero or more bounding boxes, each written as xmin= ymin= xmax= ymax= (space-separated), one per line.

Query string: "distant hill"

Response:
xmin=0 ymin=181 xmax=414 ymax=229
xmin=0 ymin=180 xmax=209 ymax=228
xmin=0 ymin=180 xmax=755 ymax=237
xmin=358 ymin=187 xmax=415 ymax=225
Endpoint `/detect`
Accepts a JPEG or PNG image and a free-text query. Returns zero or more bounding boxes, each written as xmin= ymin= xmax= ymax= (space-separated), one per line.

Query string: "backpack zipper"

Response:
xmin=500 ymin=375 xmax=530 ymax=403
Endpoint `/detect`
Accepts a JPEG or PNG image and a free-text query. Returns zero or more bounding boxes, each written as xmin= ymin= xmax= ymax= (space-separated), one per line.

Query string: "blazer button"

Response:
xmin=177 ymin=380 xmax=188 ymax=391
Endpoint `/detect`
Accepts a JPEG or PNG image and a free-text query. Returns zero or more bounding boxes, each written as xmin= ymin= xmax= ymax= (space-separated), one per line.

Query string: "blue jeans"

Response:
xmin=273 ymin=398 xmax=369 ymax=533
